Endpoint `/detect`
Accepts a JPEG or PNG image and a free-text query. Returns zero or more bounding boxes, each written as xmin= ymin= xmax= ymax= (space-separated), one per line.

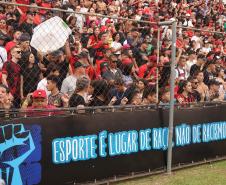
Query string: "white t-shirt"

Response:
xmin=185 ymin=59 xmax=196 ymax=74
xmin=175 ymin=67 xmax=188 ymax=80
xmin=111 ymin=41 xmax=122 ymax=54
xmin=37 ymin=78 xmax=51 ymax=96
xmin=60 ymin=75 xmax=77 ymax=97
xmin=201 ymin=47 xmax=211 ymax=54
xmin=0 ymin=46 xmax=7 ymax=70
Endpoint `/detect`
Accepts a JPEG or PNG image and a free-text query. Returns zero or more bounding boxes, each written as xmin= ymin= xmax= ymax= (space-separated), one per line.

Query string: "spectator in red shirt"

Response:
xmin=2 ymin=45 xmax=22 ymax=108
xmin=5 ymin=30 xmax=21 ymax=54
xmin=21 ymin=89 xmax=57 ymax=117
xmin=86 ymin=27 xmax=100 ymax=61
xmin=176 ymin=80 xmax=195 ymax=105
xmin=77 ymin=50 xmax=96 ymax=80
xmin=138 ymin=60 xmax=156 ymax=82
xmin=93 ymin=31 xmax=109 ymax=64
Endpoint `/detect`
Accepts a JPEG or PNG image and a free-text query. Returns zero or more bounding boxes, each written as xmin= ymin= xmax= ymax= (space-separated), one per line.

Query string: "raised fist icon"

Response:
xmin=0 ymin=124 xmax=35 ymax=185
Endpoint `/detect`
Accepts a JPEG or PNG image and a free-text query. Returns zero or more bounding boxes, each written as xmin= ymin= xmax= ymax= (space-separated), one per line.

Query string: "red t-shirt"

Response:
xmin=25 ymin=105 xmax=58 ymax=117
xmin=176 ymin=93 xmax=195 ymax=104
xmin=95 ymin=58 xmax=108 ymax=78
xmin=138 ymin=64 xmax=156 ymax=81
xmin=5 ymin=41 xmax=16 ymax=54
xmin=20 ymin=13 xmax=42 ymax=25
xmin=176 ymin=39 xmax=184 ymax=49
xmin=88 ymin=35 xmax=99 ymax=46
xmin=39 ymin=2 xmax=52 ymax=15
xmin=2 ymin=61 xmax=21 ymax=97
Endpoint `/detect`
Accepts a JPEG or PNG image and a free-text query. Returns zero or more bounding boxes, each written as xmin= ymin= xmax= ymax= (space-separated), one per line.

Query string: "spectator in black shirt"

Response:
xmin=41 ymin=50 xmax=69 ymax=87
xmin=108 ymin=77 xmax=130 ymax=106
xmin=133 ymin=42 xmax=149 ymax=66
xmin=190 ymin=54 xmax=205 ymax=77
xmin=203 ymin=60 xmax=216 ymax=85
xmin=20 ymin=52 xmax=41 ymax=99
xmin=18 ymin=33 xmax=38 ymax=68
xmin=188 ymin=76 xmax=201 ymax=102
xmin=69 ymin=75 xmax=90 ymax=108
xmin=89 ymin=80 xmax=108 ymax=106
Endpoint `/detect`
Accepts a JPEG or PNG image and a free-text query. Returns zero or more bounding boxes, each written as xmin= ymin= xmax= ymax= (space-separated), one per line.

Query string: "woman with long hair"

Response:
xmin=89 ymin=80 xmax=109 ymax=106
xmin=111 ymin=32 xmax=123 ymax=56
xmin=176 ymin=80 xmax=195 ymax=104
xmin=20 ymin=52 xmax=41 ymax=99
xmin=0 ymin=18 xmax=8 ymax=37
xmin=86 ymin=27 xmax=100 ymax=62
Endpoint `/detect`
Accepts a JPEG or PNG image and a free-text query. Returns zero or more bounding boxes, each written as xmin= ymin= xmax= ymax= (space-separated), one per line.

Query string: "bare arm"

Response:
xmin=2 ymin=74 xmax=8 ymax=87
xmin=20 ymin=75 xmax=24 ymax=100
xmin=65 ymin=40 xmax=72 ymax=60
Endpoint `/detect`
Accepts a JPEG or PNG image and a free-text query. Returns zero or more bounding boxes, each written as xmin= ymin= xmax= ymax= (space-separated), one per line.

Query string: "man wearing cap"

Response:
xmin=102 ymin=54 xmax=123 ymax=82
xmin=61 ymin=61 xmax=86 ymax=97
xmin=21 ymin=89 xmax=56 ymax=116
xmin=0 ymin=33 xmax=7 ymax=70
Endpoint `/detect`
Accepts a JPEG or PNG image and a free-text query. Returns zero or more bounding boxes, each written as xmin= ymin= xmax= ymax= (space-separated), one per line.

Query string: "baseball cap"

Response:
xmin=122 ymin=58 xmax=132 ymax=65
xmin=106 ymin=19 xmax=113 ymax=24
xmin=32 ymin=89 xmax=47 ymax=99
xmin=74 ymin=61 xmax=85 ymax=69
xmin=100 ymin=62 xmax=109 ymax=69
xmin=78 ymin=51 xmax=89 ymax=58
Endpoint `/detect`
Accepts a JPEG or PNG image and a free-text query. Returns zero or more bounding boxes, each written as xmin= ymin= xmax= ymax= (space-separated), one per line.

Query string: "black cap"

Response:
xmin=100 ymin=62 xmax=108 ymax=69
xmin=78 ymin=51 xmax=89 ymax=58
xmin=74 ymin=61 xmax=85 ymax=69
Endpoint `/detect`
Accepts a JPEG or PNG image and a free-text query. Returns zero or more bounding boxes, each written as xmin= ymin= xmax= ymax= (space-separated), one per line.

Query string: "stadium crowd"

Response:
xmin=0 ymin=0 xmax=225 ymax=112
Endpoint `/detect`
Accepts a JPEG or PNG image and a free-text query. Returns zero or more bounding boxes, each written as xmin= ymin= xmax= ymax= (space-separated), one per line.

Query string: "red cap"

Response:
xmin=100 ymin=26 xmax=107 ymax=32
xmin=106 ymin=19 xmax=113 ymax=24
xmin=122 ymin=58 xmax=133 ymax=65
xmin=122 ymin=44 xmax=130 ymax=50
xmin=32 ymin=90 xmax=47 ymax=99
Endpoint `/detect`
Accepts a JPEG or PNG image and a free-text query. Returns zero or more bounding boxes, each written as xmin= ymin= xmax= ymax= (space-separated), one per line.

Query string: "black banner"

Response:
xmin=0 ymin=105 xmax=226 ymax=185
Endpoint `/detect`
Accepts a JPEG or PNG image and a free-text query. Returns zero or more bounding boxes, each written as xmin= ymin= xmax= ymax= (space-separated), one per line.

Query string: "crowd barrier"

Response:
xmin=0 ymin=104 xmax=226 ymax=185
